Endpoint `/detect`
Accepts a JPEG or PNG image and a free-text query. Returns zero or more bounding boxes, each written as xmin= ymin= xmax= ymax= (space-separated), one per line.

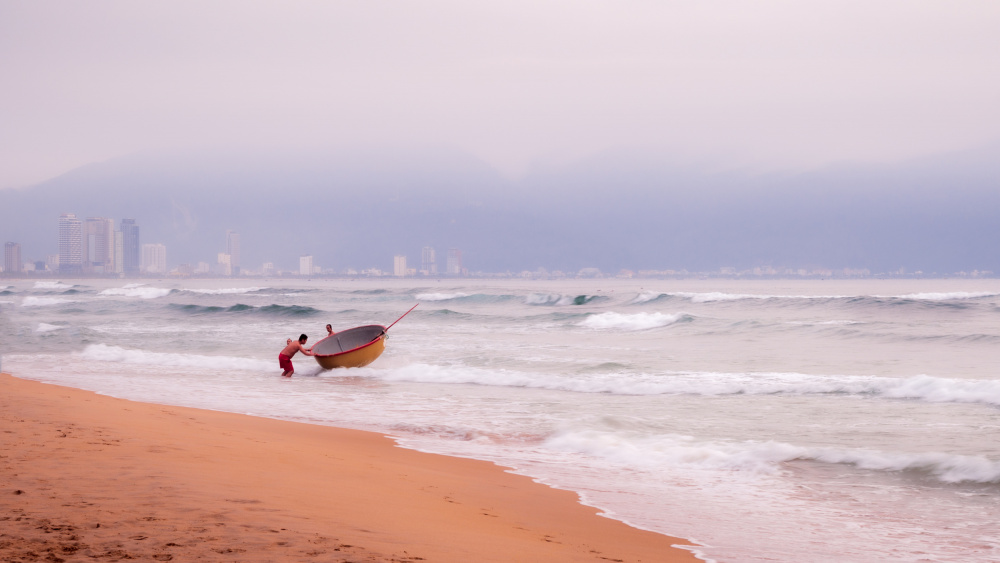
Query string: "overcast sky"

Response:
xmin=2 ymin=1 xmax=999 ymax=189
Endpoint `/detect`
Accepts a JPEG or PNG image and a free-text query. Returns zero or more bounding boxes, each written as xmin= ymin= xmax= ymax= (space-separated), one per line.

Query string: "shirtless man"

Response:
xmin=278 ymin=334 xmax=314 ymax=377
xmin=326 ymin=324 xmax=335 ymax=336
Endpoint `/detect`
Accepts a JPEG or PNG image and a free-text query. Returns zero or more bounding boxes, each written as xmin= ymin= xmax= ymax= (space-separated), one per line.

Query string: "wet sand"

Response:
xmin=0 ymin=374 xmax=700 ymax=562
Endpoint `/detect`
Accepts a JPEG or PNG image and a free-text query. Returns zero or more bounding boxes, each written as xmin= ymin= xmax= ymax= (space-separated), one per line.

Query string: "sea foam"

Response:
xmin=345 ymin=364 xmax=1000 ymax=407
xmin=546 ymin=430 xmax=1000 ymax=483
xmin=182 ymin=287 xmax=269 ymax=295
xmin=36 ymin=323 xmax=64 ymax=333
xmin=33 ymin=281 xmax=73 ymax=290
xmin=99 ymin=285 xmax=174 ymax=299
xmin=22 ymin=296 xmax=76 ymax=307
xmin=636 ymin=291 xmax=1000 ymax=304
xmin=579 ymin=312 xmax=688 ymax=330
xmin=415 ymin=292 xmax=470 ymax=301
xmin=79 ymin=343 xmax=274 ymax=371
xmin=889 ymin=292 xmax=999 ymax=301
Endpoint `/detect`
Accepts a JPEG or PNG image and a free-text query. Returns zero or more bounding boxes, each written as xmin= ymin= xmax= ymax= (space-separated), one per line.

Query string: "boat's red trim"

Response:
xmin=312 ymin=326 xmax=386 ymax=358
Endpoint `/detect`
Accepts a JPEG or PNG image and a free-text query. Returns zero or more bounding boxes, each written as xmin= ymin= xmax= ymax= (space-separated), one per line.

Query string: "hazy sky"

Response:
xmin=2 ymin=1 xmax=999 ymax=189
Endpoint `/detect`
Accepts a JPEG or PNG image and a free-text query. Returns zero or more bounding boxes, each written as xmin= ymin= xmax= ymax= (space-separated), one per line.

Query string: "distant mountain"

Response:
xmin=1 ymin=144 xmax=998 ymax=274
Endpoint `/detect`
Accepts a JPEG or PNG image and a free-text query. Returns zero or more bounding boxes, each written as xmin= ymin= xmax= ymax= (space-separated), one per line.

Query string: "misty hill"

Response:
xmin=1 ymin=145 xmax=998 ymax=274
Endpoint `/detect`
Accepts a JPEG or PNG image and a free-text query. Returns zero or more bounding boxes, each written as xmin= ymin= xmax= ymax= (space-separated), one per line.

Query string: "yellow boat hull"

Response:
xmin=314 ymin=332 xmax=386 ymax=369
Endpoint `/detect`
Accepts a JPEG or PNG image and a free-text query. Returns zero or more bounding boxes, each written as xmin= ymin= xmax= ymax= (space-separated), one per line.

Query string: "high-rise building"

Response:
xmin=421 ymin=246 xmax=436 ymax=274
xmin=446 ymin=248 xmax=462 ymax=275
xmin=120 ymin=219 xmax=140 ymax=274
xmin=262 ymin=262 xmax=275 ymax=276
xmin=299 ymin=255 xmax=314 ymax=276
xmin=226 ymin=230 xmax=241 ymax=275
xmin=393 ymin=255 xmax=408 ymax=277
xmin=217 ymin=253 xmax=232 ymax=276
xmin=46 ymin=254 xmax=60 ymax=272
xmin=4 ymin=242 xmax=22 ymax=273
xmin=84 ymin=217 xmax=115 ymax=274
xmin=141 ymin=244 xmax=167 ymax=274
xmin=59 ymin=213 xmax=83 ymax=274
xmin=113 ymin=231 xmax=124 ymax=274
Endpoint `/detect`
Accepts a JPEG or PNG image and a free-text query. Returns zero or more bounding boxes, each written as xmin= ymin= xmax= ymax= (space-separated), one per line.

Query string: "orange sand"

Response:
xmin=1 ymin=374 xmax=700 ymax=562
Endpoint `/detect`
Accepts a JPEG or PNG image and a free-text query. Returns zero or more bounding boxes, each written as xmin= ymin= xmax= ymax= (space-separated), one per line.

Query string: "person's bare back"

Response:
xmin=280 ymin=340 xmax=311 ymax=358
xmin=278 ymin=334 xmax=314 ymax=377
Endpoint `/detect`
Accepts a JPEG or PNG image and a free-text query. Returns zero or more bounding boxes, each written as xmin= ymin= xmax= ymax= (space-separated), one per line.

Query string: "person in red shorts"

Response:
xmin=278 ymin=334 xmax=314 ymax=377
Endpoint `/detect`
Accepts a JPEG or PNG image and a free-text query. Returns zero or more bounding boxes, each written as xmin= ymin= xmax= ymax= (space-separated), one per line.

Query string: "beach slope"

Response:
xmin=0 ymin=374 xmax=699 ymax=562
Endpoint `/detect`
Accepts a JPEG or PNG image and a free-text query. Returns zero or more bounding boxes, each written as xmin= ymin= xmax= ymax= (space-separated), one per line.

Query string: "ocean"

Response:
xmin=2 ymin=278 xmax=999 ymax=562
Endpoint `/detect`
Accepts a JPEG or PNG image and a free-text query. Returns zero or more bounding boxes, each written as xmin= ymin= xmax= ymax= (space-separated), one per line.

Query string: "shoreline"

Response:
xmin=1 ymin=373 xmax=701 ymax=562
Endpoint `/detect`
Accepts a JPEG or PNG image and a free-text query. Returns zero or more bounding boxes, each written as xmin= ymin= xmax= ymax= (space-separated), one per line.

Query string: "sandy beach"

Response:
xmin=0 ymin=373 xmax=699 ymax=562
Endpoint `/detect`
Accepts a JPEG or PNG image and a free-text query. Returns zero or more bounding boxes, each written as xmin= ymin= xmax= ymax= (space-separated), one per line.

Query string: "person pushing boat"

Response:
xmin=279 ymin=334 xmax=315 ymax=377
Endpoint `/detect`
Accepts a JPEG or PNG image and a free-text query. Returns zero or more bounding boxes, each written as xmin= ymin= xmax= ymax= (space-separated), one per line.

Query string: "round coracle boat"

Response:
xmin=311 ymin=325 xmax=386 ymax=369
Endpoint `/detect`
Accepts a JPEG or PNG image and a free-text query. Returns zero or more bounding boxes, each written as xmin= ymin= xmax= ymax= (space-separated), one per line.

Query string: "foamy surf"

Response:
xmin=415 ymin=292 xmax=470 ymax=301
xmin=32 ymin=281 xmax=74 ymax=290
xmin=79 ymin=343 xmax=274 ymax=372
xmin=99 ymin=285 xmax=174 ymax=299
xmin=22 ymin=296 xmax=76 ymax=307
xmin=182 ymin=287 xmax=269 ymax=295
xmin=35 ymin=323 xmax=64 ymax=333
xmin=888 ymin=292 xmax=1000 ymax=300
xmin=337 ymin=364 xmax=1000 ymax=407
xmin=546 ymin=430 xmax=1000 ymax=483
xmin=634 ymin=290 xmax=1000 ymax=304
xmin=579 ymin=312 xmax=689 ymax=330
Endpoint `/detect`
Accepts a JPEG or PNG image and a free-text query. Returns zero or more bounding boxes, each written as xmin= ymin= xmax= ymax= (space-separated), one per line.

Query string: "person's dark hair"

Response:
xmin=299 ymin=334 xmax=308 ymax=342
xmin=326 ymin=324 xmax=332 ymax=330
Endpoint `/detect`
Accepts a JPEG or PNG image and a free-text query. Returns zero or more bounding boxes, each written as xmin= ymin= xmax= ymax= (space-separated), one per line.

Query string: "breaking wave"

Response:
xmin=33 ymin=281 xmax=74 ymax=290
xmin=526 ymin=293 xmax=605 ymax=306
xmin=167 ymin=303 xmax=321 ymax=317
xmin=414 ymin=292 xmax=516 ymax=304
xmin=100 ymin=284 xmax=174 ymax=299
xmin=579 ymin=312 xmax=691 ymax=330
xmin=79 ymin=343 xmax=274 ymax=371
xmin=546 ymin=430 xmax=1000 ymax=483
xmin=890 ymin=292 xmax=1000 ymax=301
xmin=36 ymin=323 xmax=65 ymax=333
xmin=344 ymin=364 xmax=1000 ymax=407
xmin=632 ymin=291 xmax=1000 ymax=306
xmin=415 ymin=292 xmax=469 ymax=301
xmin=181 ymin=287 xmax=270 ymax=295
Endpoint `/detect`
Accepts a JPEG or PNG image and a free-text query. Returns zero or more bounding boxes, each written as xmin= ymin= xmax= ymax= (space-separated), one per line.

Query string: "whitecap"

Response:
xmin=415 ymin=292 xmax=469 ymax=301
xmin=36 ymin=323 xmax=65 ymax=333
xmin=786 ymin=320 xmax=863 ymax=326
xmin=183 ymin=287 xmax=269 ymax=295
xmin=33 ymin=281 xmax=73 ymax=290
xmin=99 ymin=286 xmax=173 ymax=299
xmin=579 ymin=312 xmax=687 ymax=330
xmin=672 ymin=292 xmax=846 ymax=303
xmin=631 ymin=291 xmax=665 ymax=304
xmin=890 ymin=292 xmax=999 ymax=301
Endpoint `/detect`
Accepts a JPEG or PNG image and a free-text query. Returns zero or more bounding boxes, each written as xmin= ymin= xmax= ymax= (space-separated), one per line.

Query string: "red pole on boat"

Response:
xmin=386 ymin=303 xmax=419 ymax=332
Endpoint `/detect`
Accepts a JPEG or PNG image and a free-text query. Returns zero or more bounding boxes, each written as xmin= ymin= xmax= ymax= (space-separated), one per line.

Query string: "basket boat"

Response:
xmin=311 ymin=324 xmax=386 ymax=369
